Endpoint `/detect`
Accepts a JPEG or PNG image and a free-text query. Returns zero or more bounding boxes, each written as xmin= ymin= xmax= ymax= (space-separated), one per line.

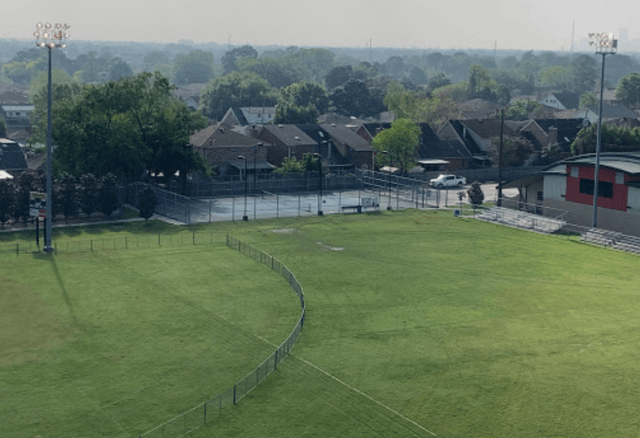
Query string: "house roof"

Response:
xmin=319 ymin=123 xmax=372 ymax=151
xmin=260 ymin=124 xmax=317 ymax=146
xmin=458 ymin=98 xmax=502 ymax=119
xmin=587 ymin=104 xmax=637 ymax=119
xmin=541 ymin=92 xmax=581 ymax=110
xmin=0 ymin=138 xmax=28 ymax=171
xmin=0 ymin=90 xmax=30 ymax=104
xmin=189 ymin=124 xmax=263 ymax=148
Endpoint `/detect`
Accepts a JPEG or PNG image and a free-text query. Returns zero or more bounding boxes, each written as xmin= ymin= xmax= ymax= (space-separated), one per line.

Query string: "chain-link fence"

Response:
xmin=128 ymin=171 xmax=467 ymax=224
xmin=0 ymin=231 xmax=227 ymax=256
xmin=137 ymin=235 xmax=306 ymax=438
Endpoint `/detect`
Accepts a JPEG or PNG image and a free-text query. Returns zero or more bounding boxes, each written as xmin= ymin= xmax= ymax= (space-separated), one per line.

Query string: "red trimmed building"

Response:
xmin=504 ymin=152 xmax=640 ymax=236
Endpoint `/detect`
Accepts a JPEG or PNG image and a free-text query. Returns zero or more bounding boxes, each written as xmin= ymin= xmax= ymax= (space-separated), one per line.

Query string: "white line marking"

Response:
xmin=295 ymin=356 xmax=440 ymax=437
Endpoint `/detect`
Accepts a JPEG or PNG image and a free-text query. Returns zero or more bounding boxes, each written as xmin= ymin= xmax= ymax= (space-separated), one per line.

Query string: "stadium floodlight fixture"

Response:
xmin=588 ymin=32 xmax=616 ymax=228
xmin=589 ymin=32 xmax=618 ymax=55
xmin=34 ymin=22 xmax=70 ymax=49
xmin=34 ymin=22 xmax=70 ymax=253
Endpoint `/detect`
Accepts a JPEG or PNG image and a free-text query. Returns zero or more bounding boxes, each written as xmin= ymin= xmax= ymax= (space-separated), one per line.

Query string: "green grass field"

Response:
xmin=0 ymin=232 xmax=301 ymax=438
xmin=3 ymin=211 xmax=640 ymax=437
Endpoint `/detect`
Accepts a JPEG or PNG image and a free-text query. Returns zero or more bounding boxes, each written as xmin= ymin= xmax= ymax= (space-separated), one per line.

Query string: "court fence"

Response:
xmin=136 ymin=235 xmax=306 ymax=438
xmin=127 ymin=171 xmax=500 ymax=224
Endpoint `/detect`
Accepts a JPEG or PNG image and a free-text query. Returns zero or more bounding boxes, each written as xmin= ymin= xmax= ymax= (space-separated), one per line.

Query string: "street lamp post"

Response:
xmin=382 ymin=151 xmax=391 ymax=210
xmin=34 ymin=22 xmax=70 ymax=253
xmin=589 ymin=32 xmax=617 ymax=228
xmin=238 ymin=155 xmax=248 ymax=221
xmin=314 ymin=153 xmax=323 ymax=216
xmin=253 ymin=143 xmax=262 ymax=195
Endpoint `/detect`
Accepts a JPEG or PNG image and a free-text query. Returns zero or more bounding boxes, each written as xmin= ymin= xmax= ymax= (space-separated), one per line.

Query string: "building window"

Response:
xmin=570 ymin=166 xmax=578 ymax=178
xmin=537 ymin=191 xmax=543 ymax=202
xmin=616 ymin=172 xmax=624 ymax=184
xmin=579 ymin=178 xmax=613 ymax=198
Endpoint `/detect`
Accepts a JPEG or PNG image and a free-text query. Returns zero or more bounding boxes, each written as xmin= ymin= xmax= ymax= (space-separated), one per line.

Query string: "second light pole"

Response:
xmin=238 ymin=155 xmax=248 ymax=221
xmin=382 ymin=150 xmax=391 ymax=210
xmin=314 ymin=153 xmax=323 ymax=216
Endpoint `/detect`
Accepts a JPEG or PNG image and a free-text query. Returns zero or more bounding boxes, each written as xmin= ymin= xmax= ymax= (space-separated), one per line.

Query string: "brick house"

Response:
xmin=256 ymin=124 xmax=317 ymax=166
xmin=189 ymin=124 xmax=272 ymax=176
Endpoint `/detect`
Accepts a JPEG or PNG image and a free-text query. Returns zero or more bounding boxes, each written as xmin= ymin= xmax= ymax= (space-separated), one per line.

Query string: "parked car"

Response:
xmin=429 ymin=174 xmax=466 ymax=188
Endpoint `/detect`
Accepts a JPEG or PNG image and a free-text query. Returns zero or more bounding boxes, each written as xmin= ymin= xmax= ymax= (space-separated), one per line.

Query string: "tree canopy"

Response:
xmin=30 ymin=71 xmax=209 ymax=182
xmin=274 ymin=81 xmax=329 ymax=124
xmin=615 ymin=73 xmax=640 ymax=108
xmin=571 ymin=124 xmax=640 ymax=155
xmin=330 ymin=79 xmax=384 ymax=118
xmin=199 ymin=71 xmax=278 ymax=121
xmin=172 ymin=50 xmax=215 ymax=86
xmin=222 ymin=45 xmax=258 ymax=74
xmin=372 ymin=119 xmax=420 ymax=173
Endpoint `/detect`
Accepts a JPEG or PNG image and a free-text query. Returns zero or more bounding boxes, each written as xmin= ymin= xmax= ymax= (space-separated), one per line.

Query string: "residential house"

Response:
xmin=416 ymin=124 xmax=475 ymax=171
xmin=221 ymin=107 xmax=276 ymax=126
xmin=0 ymin=138 xmax=28 ymax=175
xmin=539 ymin=92 xmax=581 ymax=110
xmin=318 ymin=123 xmax=374 ymax=170
xmin=189 ymin=124 xmax=272 ymax=176
xmin=583 ymin=104 xmax=638 ymax=123
xmin=0 ymin=86 xmax=33 ymax=144
xmin=255 ymin=124 xmax=317 ymax=166
xmin=172 ymin=83 xmax=205 ymax=111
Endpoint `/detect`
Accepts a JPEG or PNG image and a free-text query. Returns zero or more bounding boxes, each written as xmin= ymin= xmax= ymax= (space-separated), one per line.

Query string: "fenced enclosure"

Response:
xmin=137 ymin=235 xmax=306 ymax=438
xmin=128 ymin=171 xmax=488 ymax=224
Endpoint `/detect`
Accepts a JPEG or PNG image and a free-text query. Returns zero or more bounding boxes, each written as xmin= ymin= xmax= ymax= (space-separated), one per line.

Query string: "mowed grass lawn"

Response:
xmin=0 ymin=234 xmax=302 ymax=438
xmin=187 ymin=210 xmax=640 ymax=438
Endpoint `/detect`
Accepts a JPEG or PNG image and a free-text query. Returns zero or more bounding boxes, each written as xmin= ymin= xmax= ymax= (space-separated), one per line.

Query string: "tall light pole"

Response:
xmin=382 ymin=150 xmax=391 ymax=210
xmin=238 ymin=155 xmax=248 ymax=221
xmin=34 ymin=22 xmax=70 ymax=253
xmin=589 ymin=32 xmax=617 ymax=228
xmin=253 ymin=143 xmax=262 ymax=195
xmin=313 ymin=153 xmax=323 ymax=216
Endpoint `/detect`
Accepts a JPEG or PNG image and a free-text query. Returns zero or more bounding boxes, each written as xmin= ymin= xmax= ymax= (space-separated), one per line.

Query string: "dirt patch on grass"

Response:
xmin=0 ymin=279 xmax=64 ymax=366
xmin=270 ymin=228 xmax=297 ymax=234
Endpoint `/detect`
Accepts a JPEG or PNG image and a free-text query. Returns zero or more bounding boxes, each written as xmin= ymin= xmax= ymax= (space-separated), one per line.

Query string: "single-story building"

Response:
xmin=504 ymin=152 xmax=640 ymax=236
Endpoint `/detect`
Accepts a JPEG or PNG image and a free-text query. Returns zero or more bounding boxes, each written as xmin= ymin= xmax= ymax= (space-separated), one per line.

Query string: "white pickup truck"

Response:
xmin=429 ymin=174 xmax=466 ymax=188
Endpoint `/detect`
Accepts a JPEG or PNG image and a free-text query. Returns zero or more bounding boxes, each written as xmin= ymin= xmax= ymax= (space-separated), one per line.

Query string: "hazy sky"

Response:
xmin=4 ymin=0 xmax=639 ymax=52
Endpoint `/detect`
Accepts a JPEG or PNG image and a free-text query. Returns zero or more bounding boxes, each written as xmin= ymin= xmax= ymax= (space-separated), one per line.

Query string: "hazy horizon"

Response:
xmin=4 ymin=0 xmax=640 ymax=52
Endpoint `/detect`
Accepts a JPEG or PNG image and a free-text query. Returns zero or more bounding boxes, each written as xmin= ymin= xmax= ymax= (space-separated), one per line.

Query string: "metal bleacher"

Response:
xmin=581 ymin=228 xmax=640 ymax=255
xmin=476 ymin=206 xmax=567 ymax=234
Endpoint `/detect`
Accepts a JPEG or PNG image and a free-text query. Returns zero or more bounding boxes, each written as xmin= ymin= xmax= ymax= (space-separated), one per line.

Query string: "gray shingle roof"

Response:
xmin=319 ymin=123 xmax=372 ymax=151
xmin=0 ymin=139 xmax=28 ymax=170
xmin=189 ymin=124 xmax=263 ymax=148
xmin=260 ymin=124 xmax=317 ymax=146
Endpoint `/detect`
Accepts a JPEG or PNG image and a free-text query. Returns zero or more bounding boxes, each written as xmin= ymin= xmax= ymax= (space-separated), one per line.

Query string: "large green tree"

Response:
xmin=222 ymin=45 xmax=258 ymax=74
xmin=199 ymin=71 xmax=278 ymax=120
xmin=615 ymin=73 xmax=640 ymax=108
xmin=330 ymin=79 xmax=384 ymax=118
xmin=107 ymin=59 xmax=134 ymax=82
xmin=172 ymin=50 xmax=215 ymax=86
xmin=571 ymin=124 xmax=640 ymax=155
xmin=31 ymin=71 xmax=208 ymax=182
xmin=385 ymin=81 xmax=460 ymax=128
xmin=372 ymin=118 xmax=420 ymax=173
xmin=274 ymin=81 xmax=329 ymax=124
xmin=569 ymin=55 xmax=598 ymax=93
